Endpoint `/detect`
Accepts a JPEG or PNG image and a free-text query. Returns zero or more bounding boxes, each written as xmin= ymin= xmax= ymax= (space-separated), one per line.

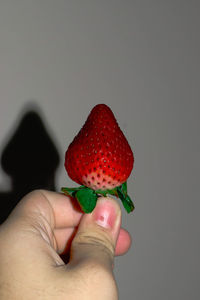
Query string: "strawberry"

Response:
xmin=62 ymin=104 xmax=135 ymax=213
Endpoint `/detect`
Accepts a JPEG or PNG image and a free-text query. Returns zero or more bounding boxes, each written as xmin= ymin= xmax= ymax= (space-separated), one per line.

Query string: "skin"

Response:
xmin=0 ymin=190 xmax=131 ymax=300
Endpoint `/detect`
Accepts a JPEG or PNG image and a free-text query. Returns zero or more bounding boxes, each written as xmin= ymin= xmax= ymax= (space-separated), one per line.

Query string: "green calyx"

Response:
xmin=61 ymin=181 xmax=135 ymax=214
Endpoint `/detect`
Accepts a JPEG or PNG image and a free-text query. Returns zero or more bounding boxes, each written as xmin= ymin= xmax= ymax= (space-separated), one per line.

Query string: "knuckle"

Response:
xmin=71 ymin=231 xmax=115 ymax=275
xmin=73 ymin=231 xmax=114 ymax=259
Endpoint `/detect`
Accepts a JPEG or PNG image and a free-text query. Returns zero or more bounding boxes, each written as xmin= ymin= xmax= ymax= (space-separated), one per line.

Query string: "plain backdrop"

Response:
xmin=0 ymin=1 xmax=199 ymax=299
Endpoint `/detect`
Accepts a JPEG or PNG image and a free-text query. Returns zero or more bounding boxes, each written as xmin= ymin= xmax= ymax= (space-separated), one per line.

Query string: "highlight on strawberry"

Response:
xmin=61 ymin=104 xmax=135 ymax=213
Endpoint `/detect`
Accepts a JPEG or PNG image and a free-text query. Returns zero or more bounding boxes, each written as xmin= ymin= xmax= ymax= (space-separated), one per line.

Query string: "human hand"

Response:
xmin=0 ymin=190 xmax=131 ymax=299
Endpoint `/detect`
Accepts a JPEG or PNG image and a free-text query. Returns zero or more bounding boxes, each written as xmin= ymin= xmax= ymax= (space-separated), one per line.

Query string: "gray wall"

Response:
xmin=0 ymin=1 xmax=199 ymax=299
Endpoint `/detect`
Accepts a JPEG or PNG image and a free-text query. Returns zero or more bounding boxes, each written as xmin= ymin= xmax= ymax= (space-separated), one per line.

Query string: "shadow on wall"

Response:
xmin=0 ymin=109 xmax=60 ymax=224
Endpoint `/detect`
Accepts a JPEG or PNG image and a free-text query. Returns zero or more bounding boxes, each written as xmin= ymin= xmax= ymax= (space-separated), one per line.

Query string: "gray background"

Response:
xmin=0 ymin=1 xmax=199 ymax=299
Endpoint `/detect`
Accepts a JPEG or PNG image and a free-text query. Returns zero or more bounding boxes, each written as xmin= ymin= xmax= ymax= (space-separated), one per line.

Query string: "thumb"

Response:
xmin=69 ymin=197 xmax=121 ymax=272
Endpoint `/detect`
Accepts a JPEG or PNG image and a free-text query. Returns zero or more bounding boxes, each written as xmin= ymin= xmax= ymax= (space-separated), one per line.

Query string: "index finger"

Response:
xmin=13 ymin=190 xmax=83 ymax=229
xmin=42 ymin=190 xmax=83 ymax=228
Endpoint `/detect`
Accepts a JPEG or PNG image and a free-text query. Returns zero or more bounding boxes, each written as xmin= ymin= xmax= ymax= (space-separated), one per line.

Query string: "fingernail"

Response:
xmin=93 ymin=198 xmax=120 ymax=230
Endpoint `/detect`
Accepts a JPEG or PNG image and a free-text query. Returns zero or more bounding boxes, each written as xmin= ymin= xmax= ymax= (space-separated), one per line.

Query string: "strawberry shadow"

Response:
xmin=0 ymin=109 xmax=60 ymax=224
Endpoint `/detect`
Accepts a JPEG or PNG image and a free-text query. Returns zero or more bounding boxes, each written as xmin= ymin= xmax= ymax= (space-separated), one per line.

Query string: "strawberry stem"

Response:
xmin=61 ymin=182 xmax=135 ymax=214
xmin=95 ymin=187 xmax=118 ymax=197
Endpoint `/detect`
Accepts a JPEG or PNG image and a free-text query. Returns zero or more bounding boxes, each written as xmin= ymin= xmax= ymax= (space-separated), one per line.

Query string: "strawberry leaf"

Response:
xmin=121 ymin=182 xmax=127 ymax=196
xmin=75 ymin=188 xmax=98 ymax=213
xmin=117 ymin=185 xmax=135 ymax=213
xmin=61 ymin=183 xmax=135 ymax=214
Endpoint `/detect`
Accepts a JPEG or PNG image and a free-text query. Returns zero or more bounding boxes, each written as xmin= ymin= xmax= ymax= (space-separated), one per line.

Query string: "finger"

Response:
xmin=54 ymin=227 xmax=131 ymax=256
xmin=11 ymin=190 xmax=82 ymax=229
xmin=68 ymin=197 xmax=121 ymax=273
xmin=42 ymin=191 xmax=83 ymax=228
xmin=2 ymin=190 xmax=84 ymax=269
xmin=115 ymin=228 xmax=132 ymax=255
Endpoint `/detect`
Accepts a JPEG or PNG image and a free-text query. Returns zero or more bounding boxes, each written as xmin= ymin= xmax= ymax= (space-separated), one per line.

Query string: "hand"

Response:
xmin=0 ymin=190 xmax=131 ymax=299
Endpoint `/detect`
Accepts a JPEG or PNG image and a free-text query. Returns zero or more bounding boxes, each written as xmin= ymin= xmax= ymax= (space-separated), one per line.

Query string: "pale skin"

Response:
xmin=0 ymin=190 xmax=131 ymax=300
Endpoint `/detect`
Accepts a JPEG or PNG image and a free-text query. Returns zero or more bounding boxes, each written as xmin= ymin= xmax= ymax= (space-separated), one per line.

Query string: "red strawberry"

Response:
xmin=65 ymin=104 xmax=134 ymax=190
xmin=62 ymin=104 xmax=135 ymax=213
